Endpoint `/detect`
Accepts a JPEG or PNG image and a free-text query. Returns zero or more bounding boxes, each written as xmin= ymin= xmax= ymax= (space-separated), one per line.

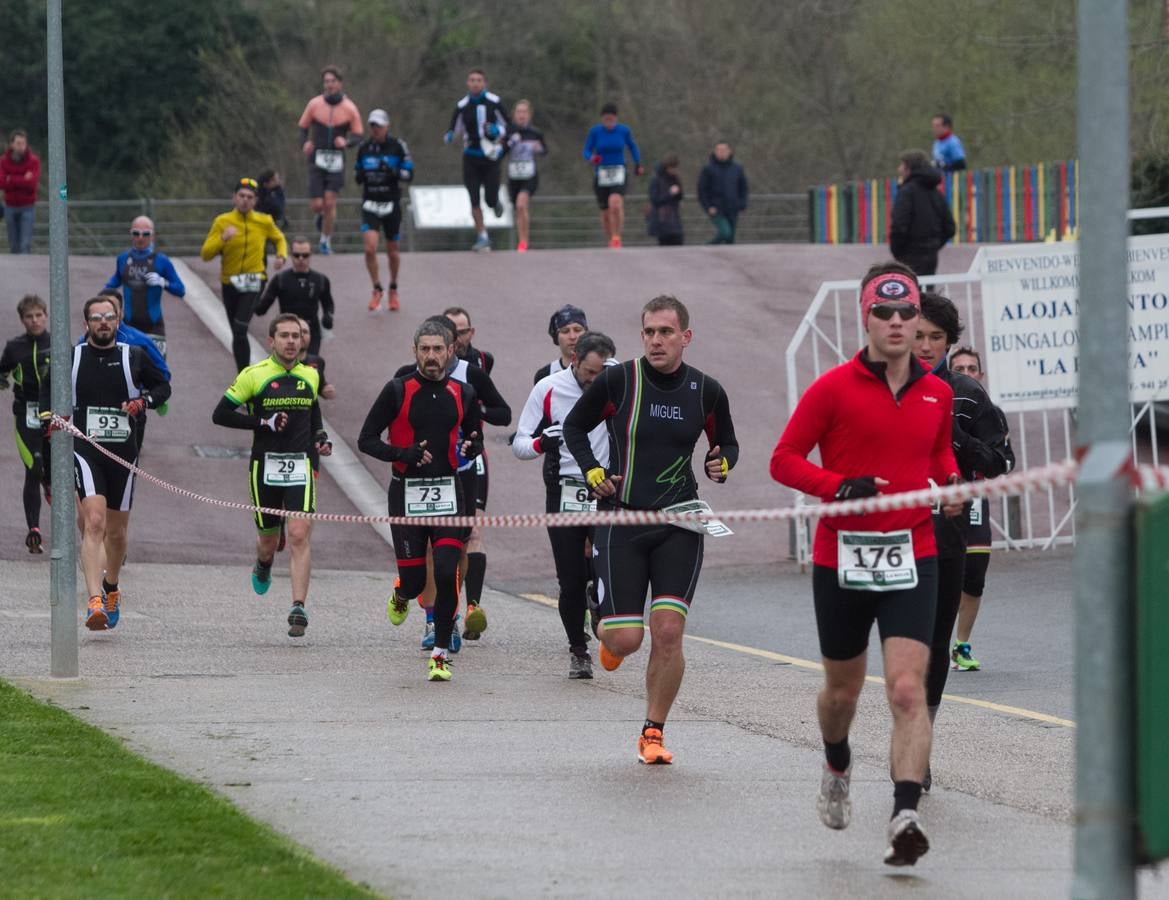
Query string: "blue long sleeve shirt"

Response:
xmin=932 ymin=133 xmax=966 ymax=172
xmin=76 ymin=324 xmax=171 ymax=382
xmin=104 ymin=247 xmax=186 ymax=334
xmin=582 ymin=124 xmax=640 ymax=166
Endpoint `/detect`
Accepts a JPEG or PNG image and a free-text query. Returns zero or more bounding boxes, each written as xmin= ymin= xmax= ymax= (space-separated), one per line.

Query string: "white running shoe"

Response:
xmin=817 ymin=763 xmax=851 ymax=830
xmin=884 ymin=809 xmax=930 ymax=866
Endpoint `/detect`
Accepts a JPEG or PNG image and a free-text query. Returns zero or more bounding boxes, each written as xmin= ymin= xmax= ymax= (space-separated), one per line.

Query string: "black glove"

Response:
xmin=834 ymin=477 xmax=880 ymax=501
xmin=462 ymin=435 xmax=484 ymax=459
xmin=321 ymin=312 xmax=333 ymax=330
xmin=536 ymin=423 xmax=563 ymax=453
xmin=398 ymin=442 xmax=428 ymax=466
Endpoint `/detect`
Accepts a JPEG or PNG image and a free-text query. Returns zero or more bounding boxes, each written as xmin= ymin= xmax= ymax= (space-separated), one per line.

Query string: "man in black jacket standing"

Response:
xmin=889 ymin=151 xmax=956 ymax=276
xmin=697 ymin=141 xmax=748 ymax=244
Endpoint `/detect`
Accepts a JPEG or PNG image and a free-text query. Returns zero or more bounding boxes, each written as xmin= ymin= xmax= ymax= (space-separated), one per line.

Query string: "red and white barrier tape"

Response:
xmin=1135 ymin=463 xmax=1169 ymax=491
xmin=47 ymin=414 xmax=1100 ymax=528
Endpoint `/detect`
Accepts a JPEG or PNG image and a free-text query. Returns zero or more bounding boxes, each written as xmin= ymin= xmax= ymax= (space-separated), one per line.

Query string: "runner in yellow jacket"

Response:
xmin=201 ymin=177 xmax=288 ymax=371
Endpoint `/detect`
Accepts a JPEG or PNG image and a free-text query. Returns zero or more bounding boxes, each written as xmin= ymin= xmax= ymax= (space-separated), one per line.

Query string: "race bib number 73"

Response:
xmin=405 ymin=476 xmax=457 ymax=517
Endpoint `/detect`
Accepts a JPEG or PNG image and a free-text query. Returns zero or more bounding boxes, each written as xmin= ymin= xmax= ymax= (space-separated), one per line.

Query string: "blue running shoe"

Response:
xmin=420 ymin=621 xmax=435 ymax=651
xmin=104 ymin=589 xmax=121 ymax=630
xmin=252 ymin=562 xmax=272 ymax=595
xmin=287 ymin=604 xmax=308 ymax=637
xmin=449 ymin=616 xmax=462 ymax=654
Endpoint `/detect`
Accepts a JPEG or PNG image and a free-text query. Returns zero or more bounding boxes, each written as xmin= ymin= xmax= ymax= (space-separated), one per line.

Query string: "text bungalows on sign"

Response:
xmin=977 ymin=235 xmax=1169 ymax=412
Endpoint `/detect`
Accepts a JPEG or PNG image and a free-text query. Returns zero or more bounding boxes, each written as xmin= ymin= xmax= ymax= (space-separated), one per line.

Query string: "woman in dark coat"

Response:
xmin=647 ymin=154 xmax=685 ymax=246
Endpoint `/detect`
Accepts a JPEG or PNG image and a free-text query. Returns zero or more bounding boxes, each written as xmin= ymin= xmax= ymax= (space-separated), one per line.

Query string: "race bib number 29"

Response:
xmin=263 ymin=452 xmax=308 ymax=487
xmin=837 ymin=530 xmax=917 ymax=591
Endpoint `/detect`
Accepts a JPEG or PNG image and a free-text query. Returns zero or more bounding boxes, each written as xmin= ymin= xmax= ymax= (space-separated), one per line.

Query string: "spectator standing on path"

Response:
xmin=697 ymin=141 xmax=748 ymax=244
xmin=931 ymin=114 xmax=967 ymax=173
xmin=1 ymin=130 xmax=40 ymax=254
xmin=504 ymin=100 xmax=547 ymax=253
xmin=256 ymin=170 xmax=289 ymax=229
xmin=647 ymin=154 xmax=684 ymax=246
xmin=889 ymin=150 xmax=956 ymax=277
xmin=104 ymin=216 xmax=186 ymax=359
xmin=298 ymin=65 xmax=363 ymax=255
xmin=582 ymin=103 xmax=643 ymax=248
xmin=445 ymin=68 xmax=510 ymax=253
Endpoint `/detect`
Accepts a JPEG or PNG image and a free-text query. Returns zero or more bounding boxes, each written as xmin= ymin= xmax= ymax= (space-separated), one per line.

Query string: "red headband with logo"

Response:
xmin=860 ymin=273 xmax=921 ymax=326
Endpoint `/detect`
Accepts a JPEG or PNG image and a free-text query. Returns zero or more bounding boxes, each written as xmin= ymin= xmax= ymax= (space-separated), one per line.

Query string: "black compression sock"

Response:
xmin=256 ymin=558 xmax=273 ymax=572
xmin=892 ymin=780 xmax=923 ymax=817
xmin=824 ymin=737 xmax=851 ymax=773
xmin=643 ymin=718 xmax=665 ymax=736
xmin=465 ymin=552 xmax=486 ymax=605
xmin=102 ymin=578 xmax=118 ymax=594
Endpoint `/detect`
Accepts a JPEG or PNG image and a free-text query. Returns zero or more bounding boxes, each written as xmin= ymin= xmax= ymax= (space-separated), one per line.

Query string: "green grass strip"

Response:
xmin=0 ymin=679 xmax=380 ymax=899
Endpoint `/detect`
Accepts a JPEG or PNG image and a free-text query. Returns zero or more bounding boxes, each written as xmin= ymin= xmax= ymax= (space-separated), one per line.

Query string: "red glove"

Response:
xmin=634 ymin=163 xmax=645 ymax=177
xmin=590 ymin=154 xmax=602 ymax=166
xmin=41 ymin=412 xmax=68 ymax=438
xmin=122 ymin=398 xmax=148 ymax=419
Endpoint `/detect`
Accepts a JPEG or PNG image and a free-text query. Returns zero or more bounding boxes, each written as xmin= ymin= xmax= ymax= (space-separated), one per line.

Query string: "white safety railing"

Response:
xmin=782 ymin=265 xmax=1164 ymax=562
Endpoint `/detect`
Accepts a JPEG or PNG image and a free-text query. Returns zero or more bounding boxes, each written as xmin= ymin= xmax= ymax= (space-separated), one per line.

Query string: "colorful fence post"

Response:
xmin=809 ymin=159 xmax=1082 ymax=244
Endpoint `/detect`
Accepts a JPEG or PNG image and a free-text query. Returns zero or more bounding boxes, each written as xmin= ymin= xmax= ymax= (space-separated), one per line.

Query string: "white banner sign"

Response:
xmin=977 ymin=236 xmax=1169 ymax=412
xmin=408 ymin=185 xmax=513 ymax=229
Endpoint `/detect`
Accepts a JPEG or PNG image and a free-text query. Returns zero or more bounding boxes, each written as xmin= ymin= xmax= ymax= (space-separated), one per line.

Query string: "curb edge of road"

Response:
xmin=171 ymin=259 xmax=393 ymax=547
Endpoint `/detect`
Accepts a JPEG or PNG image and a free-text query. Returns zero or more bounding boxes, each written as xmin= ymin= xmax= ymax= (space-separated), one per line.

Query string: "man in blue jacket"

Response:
xmin=104 ymin=216 xmax=185 ymax=358
xmin=931 ymin=115 xmax=967 ymax=173
xmin=697 ymin=141 xmax=748 ymax=245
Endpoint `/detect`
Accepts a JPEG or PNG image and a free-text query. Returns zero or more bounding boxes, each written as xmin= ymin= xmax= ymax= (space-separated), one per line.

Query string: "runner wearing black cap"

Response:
xmin=535 ymin=305 xmax=588 ymax=384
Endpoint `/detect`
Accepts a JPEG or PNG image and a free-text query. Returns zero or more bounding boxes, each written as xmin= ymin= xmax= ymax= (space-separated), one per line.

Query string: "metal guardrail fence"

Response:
xmin=2 ymin=193 xmax=809 ymax=256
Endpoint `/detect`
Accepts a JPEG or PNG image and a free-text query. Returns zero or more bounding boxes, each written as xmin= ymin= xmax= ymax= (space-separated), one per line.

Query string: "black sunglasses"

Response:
xmin=870 ymin=302 xmax=919 ymax=322
xmin=290 ymin=252 xmax=311 ymax=259
xmin=131 ymin=229 xmax=152 ymax=237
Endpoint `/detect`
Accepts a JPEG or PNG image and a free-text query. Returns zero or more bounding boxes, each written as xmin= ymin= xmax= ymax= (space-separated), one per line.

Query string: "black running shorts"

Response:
xmin=591 ymin=522 xmax=703 ymax=631
xmin=74 ymin=444 xmax=136 ymax=512
xmin=463 ymin=155 xmax=501 ymax=210
xmin=248 ymin=457 xmax=316 ymax=534
xmin=812 ymin=557 xmax=939 ymax=661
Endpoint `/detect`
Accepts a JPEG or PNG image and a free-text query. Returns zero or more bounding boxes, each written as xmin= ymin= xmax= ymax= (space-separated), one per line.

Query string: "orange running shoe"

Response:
xmin=638 ymin=728 xmax=673 ymax=765
xmin=85 ymin=595 xmax=108 ymax=631
xmin=598 ymin=643 xmax=623 ymax=672
xmin=388 ymin=287 xmax=401 ymax=311
xmin=368 ymin=285 xmax=384 ymax=311
xmin=609 ymin=235 xmax=623 ymax=249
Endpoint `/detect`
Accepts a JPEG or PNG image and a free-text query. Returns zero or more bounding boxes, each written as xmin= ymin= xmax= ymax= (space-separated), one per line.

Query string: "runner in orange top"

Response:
xmin=298 ymin=65 xmax=363 ymax=255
